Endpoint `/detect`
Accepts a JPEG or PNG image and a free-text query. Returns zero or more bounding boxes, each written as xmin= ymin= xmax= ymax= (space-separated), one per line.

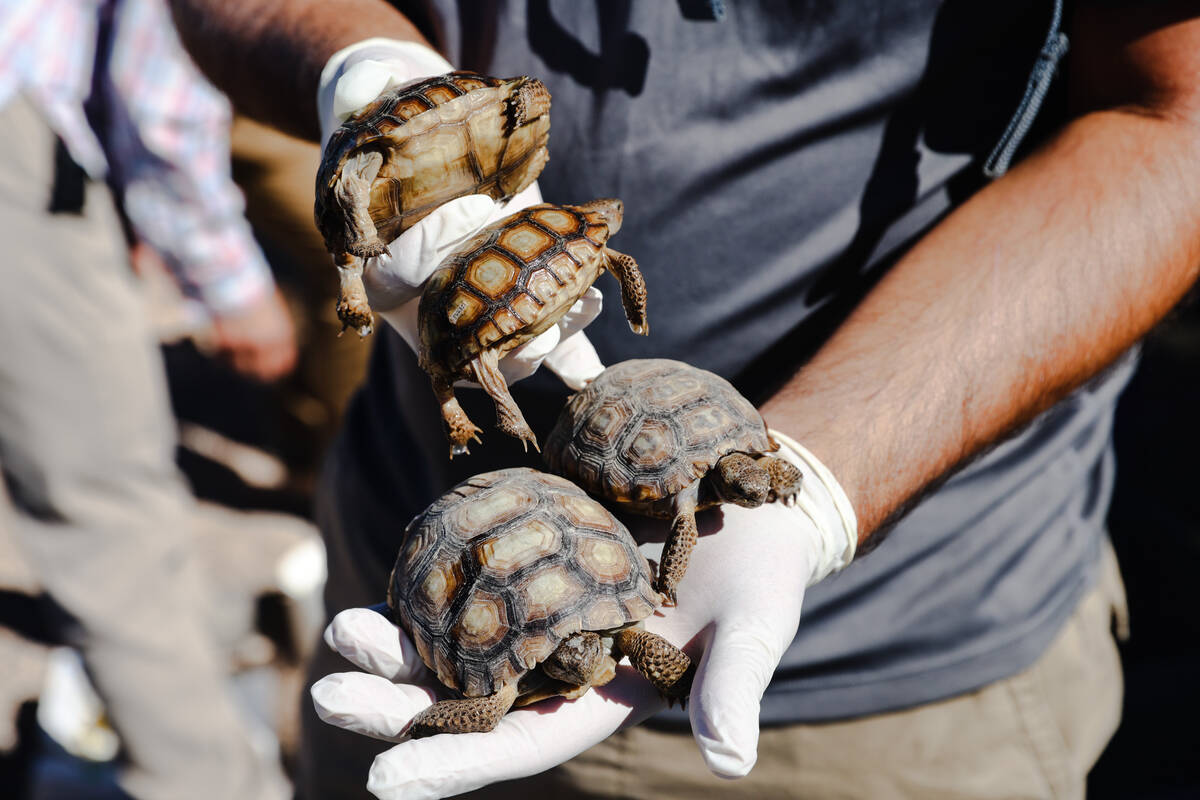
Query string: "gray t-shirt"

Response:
xmin=335 ymin=0 xmax=1131 ymax=723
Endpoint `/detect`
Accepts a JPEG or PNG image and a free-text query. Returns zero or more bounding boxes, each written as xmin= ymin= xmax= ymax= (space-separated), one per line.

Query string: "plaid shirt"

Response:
xmin=0 ymin=0 xmax=273 ymax=312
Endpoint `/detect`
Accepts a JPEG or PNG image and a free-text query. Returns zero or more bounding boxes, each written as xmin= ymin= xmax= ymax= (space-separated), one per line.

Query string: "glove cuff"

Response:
xmin=317 ymin=38 xmax=455 ymax=142
xmin=767 ymin=428 xmax=858 ymax=585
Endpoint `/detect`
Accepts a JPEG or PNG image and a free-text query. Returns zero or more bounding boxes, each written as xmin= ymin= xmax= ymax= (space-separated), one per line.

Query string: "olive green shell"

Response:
xmin=314 ymin=71 xmax=550 ymax=254
xmin=388 ymin=468 xmax=658 ymax=698
xmin=418 ymin=203 xmax=612 ymax=376
xmin=544 ymin=359 xmax=776 ymax=504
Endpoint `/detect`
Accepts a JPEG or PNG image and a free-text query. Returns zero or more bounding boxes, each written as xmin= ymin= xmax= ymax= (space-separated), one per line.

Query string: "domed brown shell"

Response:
xmin=388 ymin=468 xmax=658 ymax=698
xmin=314 ymin=71 xmax=550 ymax=255
xmin=418 ymin=203 xmax=612 ymax=375
xmin=544 ymin=359 xmax=776 ymax=504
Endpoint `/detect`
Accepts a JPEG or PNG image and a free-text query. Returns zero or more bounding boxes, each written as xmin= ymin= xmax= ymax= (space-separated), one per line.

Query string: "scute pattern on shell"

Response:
xmin=420 ymin=204 xmax=610 ymax=368
xmin=389 ymin=468 xmax=657 ymax=698
xmin=545 ymin=359 xmax=775 ymax=503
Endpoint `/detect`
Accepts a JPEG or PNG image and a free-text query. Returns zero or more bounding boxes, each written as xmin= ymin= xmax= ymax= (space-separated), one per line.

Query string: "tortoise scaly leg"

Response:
xmin=656 ymin=482 xmax=699 ymax=606
xmin=431 ymin=375 xmax=482 ymax=458
xmin=334 ymin=252 xmax=374 ymax=337
xmin=757 ymin=454 xmax=803 ymax=505
xmin=335 ymin=149 xmax=387 ymax=258
xmin=508 ymin=78 xmax=552 ymax=128
xmin=404 ymin=681 xmax=519 ymax=738
xmin=605 ymin=249 xmax=649 ymax=335
xmin=614 ymin=627 xmax=694 ymax=706
xmin=470 ymin=348 xmax=538 ymax=452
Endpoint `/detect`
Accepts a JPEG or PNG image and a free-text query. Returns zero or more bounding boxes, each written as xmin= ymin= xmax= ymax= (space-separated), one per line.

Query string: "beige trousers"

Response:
xmin=0 ymin=96 xmax=282 ymax=800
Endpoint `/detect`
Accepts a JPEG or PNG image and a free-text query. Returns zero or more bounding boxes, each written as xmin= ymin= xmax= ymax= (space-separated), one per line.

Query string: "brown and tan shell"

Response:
xmin=388 ymin=468 xmax=658 ymax=698
xmin=544 ymin=359 xmax=776 ymax=505
xmin=418 ymin=202 xmax=613 ymax=378
xmin=314 ymin=71 xmax=550 ymax=256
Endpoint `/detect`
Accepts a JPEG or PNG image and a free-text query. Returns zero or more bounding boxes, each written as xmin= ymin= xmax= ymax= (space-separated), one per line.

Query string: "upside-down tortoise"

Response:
xmin=388 ymin=467 xmax=692 ymax=737
xmin=544 ymin=359 xmax=803 ymax=605
xmin=418 ymin=199 xmax=648 ymax=457
xmin=315 ymin=71 xmax=551 ymax=336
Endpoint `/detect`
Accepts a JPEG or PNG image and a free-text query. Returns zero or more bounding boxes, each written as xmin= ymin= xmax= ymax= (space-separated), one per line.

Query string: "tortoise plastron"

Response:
xmin=315 ymin=72 xmax=552 ymax=336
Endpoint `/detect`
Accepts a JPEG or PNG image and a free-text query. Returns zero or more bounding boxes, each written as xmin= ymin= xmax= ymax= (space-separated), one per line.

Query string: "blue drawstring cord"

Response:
xmin=983 ymin=0 xmax=1069 ymax=178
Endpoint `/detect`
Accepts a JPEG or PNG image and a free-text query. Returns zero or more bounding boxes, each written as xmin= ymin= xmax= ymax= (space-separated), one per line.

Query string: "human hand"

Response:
xmin=209 ymin=288 xmax=297 ymax=381
xmin=317 ymin=39 xmax=603 ymax=388
xmin=311 ymin=436 xmax=857 ymax=799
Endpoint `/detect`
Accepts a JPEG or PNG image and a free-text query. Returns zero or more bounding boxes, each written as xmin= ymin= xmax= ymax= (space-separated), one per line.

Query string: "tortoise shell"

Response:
xmin=418 ymin=202 xmax=613 ymax=375
xmin=388 ymin=468 xmax=658 ymax=698
xmin=544 ymin=359 xmax=776 ymax=504
xmin=315 ymin=71 xmax=550 ymax=255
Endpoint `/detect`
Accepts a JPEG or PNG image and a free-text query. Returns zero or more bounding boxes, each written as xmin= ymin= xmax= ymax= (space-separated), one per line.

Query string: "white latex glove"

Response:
xmin=311 ymin=433 xmax=857 ymax=800
xmin=317 ymin=38 xmax=605 ymax=388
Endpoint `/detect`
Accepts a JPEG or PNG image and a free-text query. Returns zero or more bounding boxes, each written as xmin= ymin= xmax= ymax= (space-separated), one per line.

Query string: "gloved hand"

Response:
xmin=317 ymin=39 xmax=604 ymax=389
xmin=311 ymin=432 xmax=857 ymax=800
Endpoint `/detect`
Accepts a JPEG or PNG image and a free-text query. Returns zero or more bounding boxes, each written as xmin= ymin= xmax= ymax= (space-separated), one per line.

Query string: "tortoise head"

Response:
xmin=577 ymin=197 xmax=624 ymax=236
xmin=709 ymin=453 xmax=770 ymax=508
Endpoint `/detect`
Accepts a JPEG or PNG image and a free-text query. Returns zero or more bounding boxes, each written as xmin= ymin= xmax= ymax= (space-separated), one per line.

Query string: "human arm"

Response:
xmin=169 ymin=0 xmax=429 ymax=141
xmin=107 ymin=0 xmax=295 ymax=379
xmin=761 ymin=3 xmax=1200 ymax=541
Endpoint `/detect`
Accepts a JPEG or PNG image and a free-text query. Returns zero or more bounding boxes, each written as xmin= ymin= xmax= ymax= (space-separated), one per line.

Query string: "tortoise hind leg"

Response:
xmin=656 ymin=482 xmax=699 ymax=606
xmin=404 ymin=681 xmax=519 ymax=738
xmin=431 ymin=375 xmax=482 ymax=457
xmin=334 ymin=253 xmax=374 ymax=337
xmin=470 ymin=348 xmax=538 ymax=452
xmin=334 ymin=149 xmax=387 ymax=258
xmin=509 ymin=78 xmax=552 ymax=128
xmin=605 ymin=249 xmax=649 ymax=335
xmin=614 ymin=627 xmax=693 ymax=706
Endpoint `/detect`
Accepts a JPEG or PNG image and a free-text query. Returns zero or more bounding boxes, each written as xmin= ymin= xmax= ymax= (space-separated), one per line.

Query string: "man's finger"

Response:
xmin=324 ymin=607 xmax=428 ymax=683
xmin=687 ymin=619 xmax=790 ymax=778
xmin=366 ymin=669 xmax=664 ymax=800
xmin=311 ymin=672 xmax=437 ymax=742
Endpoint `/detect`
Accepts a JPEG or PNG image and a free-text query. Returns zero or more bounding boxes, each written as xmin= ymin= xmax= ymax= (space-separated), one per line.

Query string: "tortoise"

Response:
xmin=543 ymin=359 xmax=804 ymax=605
xmin=387 ymin=467 xmax=693 ymax=737
xmin=418 ymin=198 xmax=647 ymax=457
xmin=314 ymin=71 xmax=552 ymax=336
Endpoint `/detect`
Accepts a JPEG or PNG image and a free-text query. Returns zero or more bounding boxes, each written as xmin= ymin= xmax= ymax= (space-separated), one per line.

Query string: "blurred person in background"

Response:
xmin=0 ymin=0 xmax=296 ymax=797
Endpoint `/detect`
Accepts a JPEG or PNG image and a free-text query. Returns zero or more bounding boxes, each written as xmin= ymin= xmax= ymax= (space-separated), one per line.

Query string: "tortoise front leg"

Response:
xmin=335 ymin=252 xmax=374 ymax=337
xmin=430 ymin=375 xmax=482 ymax=458
xmin=605 ymin=249 xmax=649 ymax=335
xmin=656 ymin=482 xmax=700 ymax=606
xmin=470 ymin=348 xmax=539 ymax=452
xmin=757 ymin=454 xmax=803 ymax=504
xmin=334 ymin=149 xmax=386 ymax=258
xmin=614 ymin=627 xmax=693 ymax=705
xmin=404 ymin=681 xmax=519 ymax=738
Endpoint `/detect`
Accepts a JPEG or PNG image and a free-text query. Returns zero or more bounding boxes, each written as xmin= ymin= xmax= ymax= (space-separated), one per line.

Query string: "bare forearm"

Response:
xmin=169 ymin=0 xmax=429 ymax=140
xmin=762 ymin=109 xmax=1200 ymax=540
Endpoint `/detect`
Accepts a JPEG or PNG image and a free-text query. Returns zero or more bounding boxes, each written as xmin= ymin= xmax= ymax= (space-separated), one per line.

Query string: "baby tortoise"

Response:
xmin=315 ymin=71 xmax=551 ymax=335
xmin=544 ymin=359 xmax=803 ymax=605
xmin=388 ymin=467 xmax=692 ymax=737
xmin=418 ymin=199 xmax=647 ymax=457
